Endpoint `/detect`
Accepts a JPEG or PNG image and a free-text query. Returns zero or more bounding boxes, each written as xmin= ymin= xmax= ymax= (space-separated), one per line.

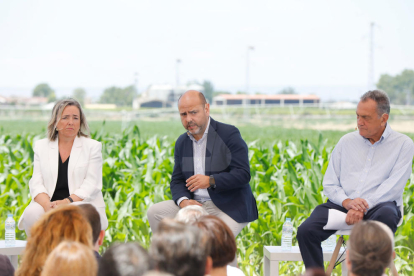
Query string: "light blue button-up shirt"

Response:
xmin=323 ymin=124 xmax=414 ymax=209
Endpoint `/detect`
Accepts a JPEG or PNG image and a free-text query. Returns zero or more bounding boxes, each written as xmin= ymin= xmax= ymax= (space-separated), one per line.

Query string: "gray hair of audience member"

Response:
xmin=360 ymin=90 xmax=390 ymax=117
xmin=98 ymin=242 xmax=152 ymax=276
xmin=78 ymin=203 xmax=101 ymax=244
xmin=348 ymin=220 xmax=393 ymax=276
xmin=175 ymin=205 xmax=208 ymax=223
xmin=149 ymin=219 xmax=211 ymax=276
xmin=0 ymin=254 xmax=14 ymax=276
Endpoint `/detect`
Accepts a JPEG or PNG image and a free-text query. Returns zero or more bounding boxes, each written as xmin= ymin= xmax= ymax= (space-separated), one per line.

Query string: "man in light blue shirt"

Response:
xmin=297 ymin=90 xmax=414 ymax=269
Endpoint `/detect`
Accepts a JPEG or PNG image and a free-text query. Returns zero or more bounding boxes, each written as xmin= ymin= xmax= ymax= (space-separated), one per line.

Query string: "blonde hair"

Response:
xmin=348 ymin=220 xmax=393 ymax=276
xmin=47 ymin=98 xmax=90 ymax=141
xmin=41 ymin=241 xmax=97 ymax=276
xmin=15 ymin=205 xmax=93 ymax=276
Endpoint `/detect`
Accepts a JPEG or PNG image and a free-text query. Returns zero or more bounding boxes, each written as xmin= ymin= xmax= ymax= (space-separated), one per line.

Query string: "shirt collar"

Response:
xmin=187 ymin=117 xmax=211 ymax=141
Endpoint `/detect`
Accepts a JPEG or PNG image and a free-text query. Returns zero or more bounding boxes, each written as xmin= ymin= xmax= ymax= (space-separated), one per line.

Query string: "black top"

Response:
xmin=51 ymin=154 xmax=70 ymax=201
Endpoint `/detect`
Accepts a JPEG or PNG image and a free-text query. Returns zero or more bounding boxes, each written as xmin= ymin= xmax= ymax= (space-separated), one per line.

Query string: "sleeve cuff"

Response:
xmin=333 ymin=194 xmax=349 ymax=208
xmin=177 ymin=197 xmax=189 ymax=207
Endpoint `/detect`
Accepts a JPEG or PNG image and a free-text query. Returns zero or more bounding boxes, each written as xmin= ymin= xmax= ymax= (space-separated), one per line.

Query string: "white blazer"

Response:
xmin=18 ymin=136 xmax=106 ymax=228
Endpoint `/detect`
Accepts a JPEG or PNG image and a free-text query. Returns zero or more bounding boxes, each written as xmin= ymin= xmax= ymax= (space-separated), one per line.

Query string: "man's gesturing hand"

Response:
xmin=345 ymin=209 xmax=364 ymax=225
xmin=342 ymin=198 xmax=369 ymax=212
xmin=186 ymin=174 xmax=210 ymax=192
xmin=179 ymin=199 xmax=203 ymax=208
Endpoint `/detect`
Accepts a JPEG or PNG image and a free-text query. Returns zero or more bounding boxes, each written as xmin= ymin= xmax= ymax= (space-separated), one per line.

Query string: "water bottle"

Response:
xmin=281 ymin=218 xmax=293 ymax=251
xmin=5 ymin=214 xmax=16 ymax=247
xmin=322 ymin=235 xmax=337 ymax=252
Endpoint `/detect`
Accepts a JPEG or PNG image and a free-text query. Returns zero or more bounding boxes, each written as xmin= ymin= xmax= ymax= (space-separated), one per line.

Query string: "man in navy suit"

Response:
xmin=147 ymin=90 xmax=258 ymax=238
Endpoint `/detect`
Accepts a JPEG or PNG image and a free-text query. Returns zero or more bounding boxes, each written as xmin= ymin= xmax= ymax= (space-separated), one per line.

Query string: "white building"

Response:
xmin=133 ymin=84 xmax=204 ymax=109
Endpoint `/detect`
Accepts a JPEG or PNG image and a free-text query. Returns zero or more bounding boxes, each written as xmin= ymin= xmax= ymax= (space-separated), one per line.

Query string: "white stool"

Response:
xmin=264 ymin=246 xmax=347 ymax=276
xmin=0 ymin=240 xmax=27 ymax=269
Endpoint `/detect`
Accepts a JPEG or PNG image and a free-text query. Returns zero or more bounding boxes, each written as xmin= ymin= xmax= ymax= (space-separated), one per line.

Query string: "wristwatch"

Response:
xmin=209 ymin=175 xmax=216 ymax=189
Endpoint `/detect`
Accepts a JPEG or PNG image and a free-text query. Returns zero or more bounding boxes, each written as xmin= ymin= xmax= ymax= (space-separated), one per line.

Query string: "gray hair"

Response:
xmin=47 ymin=98 xmax=90 ymax=141
xmin=149 ymin=219 xmax=211 ymax=276
xmin=98 ymin=242 xmax=152 ymax=276
xmin=175 ymin=205 xmax=208 ymax=224
xmin=360 ymin=90 xmax=390 ymax=117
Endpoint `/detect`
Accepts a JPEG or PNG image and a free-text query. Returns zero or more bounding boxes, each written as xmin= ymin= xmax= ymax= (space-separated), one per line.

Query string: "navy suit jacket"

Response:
xmin=170 ymin=117 xmax=258 ymax=223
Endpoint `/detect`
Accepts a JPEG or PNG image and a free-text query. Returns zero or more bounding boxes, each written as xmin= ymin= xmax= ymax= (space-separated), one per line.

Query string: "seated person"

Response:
xmin=297 ymin=90 xmax=414 ymax=269
xmin=41 ymin=241 xmax=97 ymax=276
xmin=15 ymin=205 xmax=94 ymax=276
xmin=149 ymin=219 xmax=212 ymax=276
xmin=346 ymin=221 xmax=394 ymax=276
xmin=98 ymin=242 xmax=152 ymax=276
xmin=78 ymin=203 xmax=106 ymax=260
xmin=18 ymin=98 xmax=108 ymax=235
xmin=192 ymin=215 xmax=245 ymax=276
xmin=175 ymin=205 xmax=208 ymax=223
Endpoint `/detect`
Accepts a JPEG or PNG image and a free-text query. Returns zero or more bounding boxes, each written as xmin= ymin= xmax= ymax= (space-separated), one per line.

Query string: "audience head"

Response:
xmin=301 ymin=268 xmax=327 ymax=276
xmin=98 ymin=242 xmax=151 ymax=276
xmin=192 ymin=215 xmax=237 ymax=268
xmin=150 ymin=219 xmax=212 ymax=276
xmin=175 ymin=205 xmax=208 ymax=224
xmin=0 ymin=254 xmax=14 ymax=276
xmin=15 ymin=205 xmax=93 ymax=276
xmin=347 ymin=220 xmax=393 ymax=276
xmin=78 ymin=203 xmax=105 ymax=249
xmin=41 ymin=241 xmax=97 ymax=276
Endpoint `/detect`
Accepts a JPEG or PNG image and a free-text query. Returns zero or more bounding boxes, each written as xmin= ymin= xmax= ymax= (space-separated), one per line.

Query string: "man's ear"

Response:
xmin=381 ymin=113 xmax=389 ymax=126
xmin=98 ymin=230 xmax=105 ymax=246
xmin=205 ymin=256 xmax=213 ymax=275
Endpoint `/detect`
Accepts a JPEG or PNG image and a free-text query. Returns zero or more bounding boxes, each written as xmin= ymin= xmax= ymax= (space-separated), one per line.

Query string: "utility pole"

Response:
xmin=176 ymin=59 xmax=181 ymax=87
xmin=368 ymin=22 xmax=375 ymax=90
xmin=244 ymin=46 xmax=254 ymax=121
xmin=134 ymin=72 xmax=139 ymax=94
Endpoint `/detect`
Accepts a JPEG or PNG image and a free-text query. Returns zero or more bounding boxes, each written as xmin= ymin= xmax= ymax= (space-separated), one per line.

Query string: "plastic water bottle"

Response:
xmin=322 ymin=235 xmax=337 ymax=252
xmin=281 ymin=218 xmax=293 ymax=251
xmin=5 ymin=214 xmax=16 ymax=247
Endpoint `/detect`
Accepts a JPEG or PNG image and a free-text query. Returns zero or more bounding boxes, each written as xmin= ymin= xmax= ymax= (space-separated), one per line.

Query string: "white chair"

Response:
xmin=326 ymin=204 xmax=403 ymax=276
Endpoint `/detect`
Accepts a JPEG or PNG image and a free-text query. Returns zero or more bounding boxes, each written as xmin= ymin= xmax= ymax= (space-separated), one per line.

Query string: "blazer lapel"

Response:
xmin=182 ymin=135 xmax=194 ymax=177
xmin=48 ymin=139 xmax=59 ymax=189
xmin=205 ymin=119 xmax=217 ymax=176
xmin=67 ymin=136 xmax=83 ymax=193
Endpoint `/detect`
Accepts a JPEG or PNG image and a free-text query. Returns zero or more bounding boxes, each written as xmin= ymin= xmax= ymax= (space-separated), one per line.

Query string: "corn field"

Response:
xmin=0 ymin=125 xmax=413 ymax=275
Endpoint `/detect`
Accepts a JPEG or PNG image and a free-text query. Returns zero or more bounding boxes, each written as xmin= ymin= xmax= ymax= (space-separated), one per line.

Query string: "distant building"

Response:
xmin=213 ymin=94 xmax=320 ymax=106
xmin=2 ymin=96 xmax=48 ymax=106
xmin=133 ymin=84 xmax=204 ymax=109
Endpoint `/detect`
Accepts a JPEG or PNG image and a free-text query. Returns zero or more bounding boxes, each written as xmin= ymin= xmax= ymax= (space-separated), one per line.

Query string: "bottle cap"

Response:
xmin=7 ymin=214 xmax=12 ymax=217
xmin=286 ymin=218 xmax=291 ymax=222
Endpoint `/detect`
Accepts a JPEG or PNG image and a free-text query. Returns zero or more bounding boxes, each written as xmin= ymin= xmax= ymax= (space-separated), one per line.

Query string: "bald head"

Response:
xmin=178 ymin=90 xmax=207 ymax=107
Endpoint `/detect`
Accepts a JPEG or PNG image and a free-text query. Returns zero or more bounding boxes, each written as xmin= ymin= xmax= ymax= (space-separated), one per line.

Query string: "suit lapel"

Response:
xmin=205 ymin=119 xmax=217 ymax=176
xmin=182 ymin=135 xmax=194 ymax=176
xmin=48 ymin=139 xmax=59 ymax=188
xmin=67 ymin=136 xmax=83 ymax=193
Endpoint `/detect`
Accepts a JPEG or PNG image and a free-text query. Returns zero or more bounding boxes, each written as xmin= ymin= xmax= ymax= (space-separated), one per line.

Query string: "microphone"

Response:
xmin=56 ymin=127 xmax=64 ymax=131
xmin=355 ymin=126 xmax=358 ymax=130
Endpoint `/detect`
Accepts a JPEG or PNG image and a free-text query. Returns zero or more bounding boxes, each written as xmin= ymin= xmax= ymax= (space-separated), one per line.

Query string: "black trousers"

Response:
xmin=296 ymin=200 xmax=401 ymax=269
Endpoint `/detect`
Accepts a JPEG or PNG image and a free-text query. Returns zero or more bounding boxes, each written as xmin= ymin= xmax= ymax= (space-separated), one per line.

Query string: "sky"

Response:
xmin=0 ymin=0 xmax=413 ymax=101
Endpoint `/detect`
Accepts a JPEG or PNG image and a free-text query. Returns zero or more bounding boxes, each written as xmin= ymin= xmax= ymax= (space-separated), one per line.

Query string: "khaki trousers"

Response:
xmin=147 ymin=200 xmax=248 ymax=237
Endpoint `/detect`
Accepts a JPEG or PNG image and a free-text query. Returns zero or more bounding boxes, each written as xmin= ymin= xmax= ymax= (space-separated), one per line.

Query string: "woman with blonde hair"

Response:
xmin=346 ymin=220 xmax=394 ymax=276
xmin=15 ymin=205 xmax=93 ymax=276
xmin=18 ymin=98 xmax=107 ymax=235
xmin=41 ymin=241 xmax=97 ymax=276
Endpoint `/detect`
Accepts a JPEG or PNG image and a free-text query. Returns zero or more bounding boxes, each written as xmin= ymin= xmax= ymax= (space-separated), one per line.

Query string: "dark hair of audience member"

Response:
xmin=149 ymin=219 xmax=211 ymax=276
xmin=348 ymin=221 xmax=393 ymax=276
xmin=40 ymin=241 xmax=97 ymax=276
xmin=301 ymin=268 xmax=327 ymax=276
xmin=98 ymin=242 xmax=152 ymax=276
xmin=192 ymin=215 xmax=236 ymax=268
xmin=78 ymin=203 xmax=101 ymax=244
xmin=0 ymin=254 xmax=15 ymax=276
xmin=15 ymin=205 xmax=93 ymax=276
